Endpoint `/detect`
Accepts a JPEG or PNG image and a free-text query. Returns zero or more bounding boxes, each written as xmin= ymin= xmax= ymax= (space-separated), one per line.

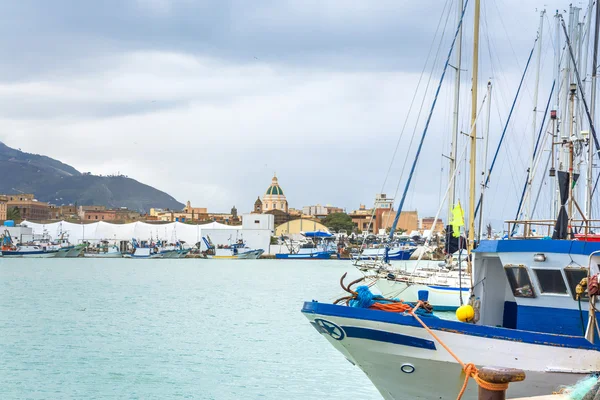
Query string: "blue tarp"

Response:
xmin=303 ymin=231 xmax=333 ymax=238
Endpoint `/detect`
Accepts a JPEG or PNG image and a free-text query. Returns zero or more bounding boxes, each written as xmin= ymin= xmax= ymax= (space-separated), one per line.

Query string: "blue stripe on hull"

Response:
xmin=276 ymin=252 xmax=332 ymax=259
xmin=343 ymin=326 xmax=437 ymax=350
xmin=301 ymin=301 xmax=600 ymax=351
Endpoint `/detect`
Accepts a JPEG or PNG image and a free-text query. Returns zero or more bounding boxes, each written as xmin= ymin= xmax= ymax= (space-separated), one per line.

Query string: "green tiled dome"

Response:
xmin=266 ymin=186 xmax=284 ymax=196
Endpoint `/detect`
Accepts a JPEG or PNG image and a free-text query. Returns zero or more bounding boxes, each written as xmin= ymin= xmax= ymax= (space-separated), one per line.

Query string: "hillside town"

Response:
xmin=0 ymin=175 xmax=444 ymax=236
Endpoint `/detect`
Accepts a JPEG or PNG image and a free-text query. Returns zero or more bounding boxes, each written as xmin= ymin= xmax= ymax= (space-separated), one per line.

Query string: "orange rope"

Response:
xmin=369 ymin=302 xmax=412 ymax=312
xmin=408 ymin=301 xmax=509 ymax=400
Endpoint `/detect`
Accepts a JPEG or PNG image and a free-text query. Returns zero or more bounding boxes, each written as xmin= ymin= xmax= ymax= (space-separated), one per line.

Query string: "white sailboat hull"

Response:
xmin=375 ymin=279 xmax=469 ymax=311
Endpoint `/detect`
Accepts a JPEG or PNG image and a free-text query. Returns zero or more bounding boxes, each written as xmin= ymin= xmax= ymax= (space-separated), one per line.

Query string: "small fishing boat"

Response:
xmin=275 ymin=231 xmax=335 ymax=259
xmin=203 ymin=236 xmax=264 ymax=259
xmin=123 ymin=239 xmax=162 ymax=259
xmin=84 ymin=241 xmax=122 ymax=258
xmin=1 ymin=230 xmax=59 ymax=258
xmin=123 ymin=247 xmax=162 ymax=259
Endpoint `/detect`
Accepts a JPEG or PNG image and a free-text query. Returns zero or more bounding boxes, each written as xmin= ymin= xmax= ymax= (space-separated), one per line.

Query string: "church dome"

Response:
xmin=265 ymin=175 xmax=284 ymax=196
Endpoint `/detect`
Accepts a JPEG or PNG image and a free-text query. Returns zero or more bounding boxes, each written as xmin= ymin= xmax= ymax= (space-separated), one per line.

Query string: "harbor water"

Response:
xmin=0 ymin=258 xmax=382 ymax=399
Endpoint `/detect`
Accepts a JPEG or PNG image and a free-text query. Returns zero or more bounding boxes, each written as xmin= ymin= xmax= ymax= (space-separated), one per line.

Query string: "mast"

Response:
xmin=527 ymin=10 xmax=545 ymax=223
xmin=551 ymin=11 xmax=561 ymax=219
xmin=477 ymin=81 xmax=492 ymax=240
xmin=587 ymin=0 xmax=600 ymax=223
xmin=448 ymin=0 xmax=464 ymax=221
xmin=468 ymin=0 xmax=480 ymax=248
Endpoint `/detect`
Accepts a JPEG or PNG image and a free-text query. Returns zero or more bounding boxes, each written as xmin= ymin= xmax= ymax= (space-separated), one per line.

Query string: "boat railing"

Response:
xmin=504 ymin=219 xmax=600 ymax=239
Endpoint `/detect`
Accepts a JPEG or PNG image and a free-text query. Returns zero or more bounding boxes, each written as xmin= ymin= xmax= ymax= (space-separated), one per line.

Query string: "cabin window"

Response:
xmin=504 ymin=265 xmax=535 ymax=298
xmin=533 ymin=269 xmax=568 ymax=294
xmin=565 ymin=268 xmax=589 ymax=301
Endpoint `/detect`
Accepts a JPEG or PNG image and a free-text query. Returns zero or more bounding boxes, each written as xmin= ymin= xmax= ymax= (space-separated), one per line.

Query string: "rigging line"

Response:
xmin=377 ymin=0 xmax=453 ymax=193
xmin=560 ymin=16 xmax=600 ymax=152
xmin=358 ymin=0 xmax=453 ymax=247
xmin=473 ymin=40 xmax=537 ymax=220
xmin=410 ymin=93 xmax=489 ymax=274
xmin=386 ymin=0 xmax=470 ymax=246
xmin=511 ymin=81 xmax=556 ymax=234
xmin=379 ymin=1 xmax=456 ymax=235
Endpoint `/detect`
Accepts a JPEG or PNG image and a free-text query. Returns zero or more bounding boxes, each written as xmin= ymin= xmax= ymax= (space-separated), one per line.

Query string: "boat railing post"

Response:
xmin=477 ymin=367 xmax=525 ymax=400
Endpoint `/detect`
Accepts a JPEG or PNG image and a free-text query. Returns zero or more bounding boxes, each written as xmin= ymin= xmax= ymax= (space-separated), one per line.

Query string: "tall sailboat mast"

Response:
xmin=468 ymin=0 xmax=480 ymax=248
xmin=527 ymin=10 xmax=545 ymax=223
xmin=448 ymin=0 xmax=463 ymax=220
xmin=586 ymin=0 xmax=600 ymax=223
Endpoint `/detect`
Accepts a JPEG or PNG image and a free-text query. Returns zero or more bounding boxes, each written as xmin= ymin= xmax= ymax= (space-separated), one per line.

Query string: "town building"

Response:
xmin=60 ymin=205 xmax=78 ymax=220
xmin=349 ymin=198 xmax=418 ymax=233
xmin=264 ymin=209 xmax=291 ymax=227
xmin=275 ymin=218 xmax=329 ymax=236
xmin=78 ymin=205 xmax=106 ymax=220
xmin=421 ymin=217 xmax=444 ymax=233
xmin=4 ymin=194 xmax=50 ymax=221
xmin=0 ymin=195 xmax=7 ymax=222
xmin=82 ymin=208 xmax=142 ymax=222
xmin=302 ymin=204 xmax=344 ymax=219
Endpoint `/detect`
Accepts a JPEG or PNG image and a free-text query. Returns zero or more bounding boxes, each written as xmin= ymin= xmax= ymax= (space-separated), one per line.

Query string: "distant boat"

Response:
xmin=123 ymin=247 xmax=162 ymax=259
xmin=352 ymin=241 xmax=417 ymax=261
xmin=1 ymin=229 xmax=59 ymax=258
xmin=203 ymin=236 xmax=264 ymax=259
xmin=1 ymin=244 xmax=59 ymax=258
xmin=123 ymin=238 xmax=162 ymax=259
xmin=84 ymin=242 xmax=122 ymax=258
xmin=275 ymin=231 xmax=335 ymax=260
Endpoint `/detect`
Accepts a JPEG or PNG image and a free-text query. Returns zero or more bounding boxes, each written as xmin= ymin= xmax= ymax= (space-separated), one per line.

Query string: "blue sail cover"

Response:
xmin=303 ymin=231 xmax=333 ymax=238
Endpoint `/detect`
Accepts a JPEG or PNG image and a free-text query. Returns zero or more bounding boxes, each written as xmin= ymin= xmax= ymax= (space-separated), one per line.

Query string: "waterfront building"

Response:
xmin=0 ymin=195 xmax=7 ymax=222
xmin=420 ymin=216 xmax=444 ymax=233
xmin=78 ymin=205 xmax=106 ymax=219
xmin=4 ymin=194 xmax=50 ymax=221
xmin=275 ymin=218 xmax=329 ymax=236
xmin=261 ymin=175 xmax=288 ymax=213
xmin=82 ymin=208 xmax=142 ymax=222
xmin=349 ymin=201 xmax=418 ymax=234
xmin=302 ymin=204 xmax=344 ymax=219
xmin=264 ymin=209 xmax=291 ymax=227
xmin=183 ymin=201 xmax=207 ymax=218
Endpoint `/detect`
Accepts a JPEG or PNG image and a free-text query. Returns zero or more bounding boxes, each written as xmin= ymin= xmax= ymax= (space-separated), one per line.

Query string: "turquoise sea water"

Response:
xmin=0 ymin=259 xmax=381 ymax=400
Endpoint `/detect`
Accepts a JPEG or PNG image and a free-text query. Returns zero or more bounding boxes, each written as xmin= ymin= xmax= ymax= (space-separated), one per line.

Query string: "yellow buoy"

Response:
xmin=456 ymin=304 xmax=475 ymax=322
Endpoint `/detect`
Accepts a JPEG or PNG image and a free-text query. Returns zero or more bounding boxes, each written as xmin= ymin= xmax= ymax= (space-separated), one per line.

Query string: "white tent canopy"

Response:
xmin=22 ymin=220 xmax=240 ymax=246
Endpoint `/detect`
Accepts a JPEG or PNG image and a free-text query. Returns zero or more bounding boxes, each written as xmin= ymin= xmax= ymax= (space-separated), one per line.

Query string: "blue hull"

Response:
xmin=276 ymin=251 xmax=332 ymax=259
xmin=352 ymin=248 xmax=416 ymax=261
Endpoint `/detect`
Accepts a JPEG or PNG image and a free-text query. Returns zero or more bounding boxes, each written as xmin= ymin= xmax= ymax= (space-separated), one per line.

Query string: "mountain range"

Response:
xmin=0 ymin=141 xmax=184 ymax=212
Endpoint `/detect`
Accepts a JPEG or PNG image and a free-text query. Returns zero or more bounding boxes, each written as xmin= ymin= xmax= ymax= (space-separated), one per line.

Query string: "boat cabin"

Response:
xmin=473 ymin=239 xmax=600 ymax=337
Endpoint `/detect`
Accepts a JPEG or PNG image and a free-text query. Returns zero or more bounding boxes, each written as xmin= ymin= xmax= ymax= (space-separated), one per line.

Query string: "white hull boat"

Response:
xmin=302 ymin=301 xmax=595 ymax=400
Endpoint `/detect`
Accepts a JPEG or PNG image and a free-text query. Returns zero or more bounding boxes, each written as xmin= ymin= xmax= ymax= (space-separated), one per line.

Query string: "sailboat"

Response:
xmin=354 ymin=0 xmax=475 ymax=310
xmin=302 ymin=2 xmax=600 ymax=399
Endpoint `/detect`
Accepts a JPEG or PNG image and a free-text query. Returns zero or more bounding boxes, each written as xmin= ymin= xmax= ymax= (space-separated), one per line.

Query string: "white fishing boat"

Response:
xmin=84 ymin=242 xmax=122 ymax=258
xmin=1 ymin=229 xmax=59 ymax=257
xmin=303 ymin=241 xmax=600 ymax=399
xmin=202 ymin=236 xmax=264 ymax=259
xmin=123 ymin=247 xmax=162 ymax=259
xmin=302 ymin=1 xmax=600 ymax=398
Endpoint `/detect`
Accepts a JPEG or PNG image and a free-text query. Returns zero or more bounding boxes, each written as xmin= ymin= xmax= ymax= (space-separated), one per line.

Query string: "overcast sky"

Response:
xmin=0 ymin=0 xmax=592 ymax=228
